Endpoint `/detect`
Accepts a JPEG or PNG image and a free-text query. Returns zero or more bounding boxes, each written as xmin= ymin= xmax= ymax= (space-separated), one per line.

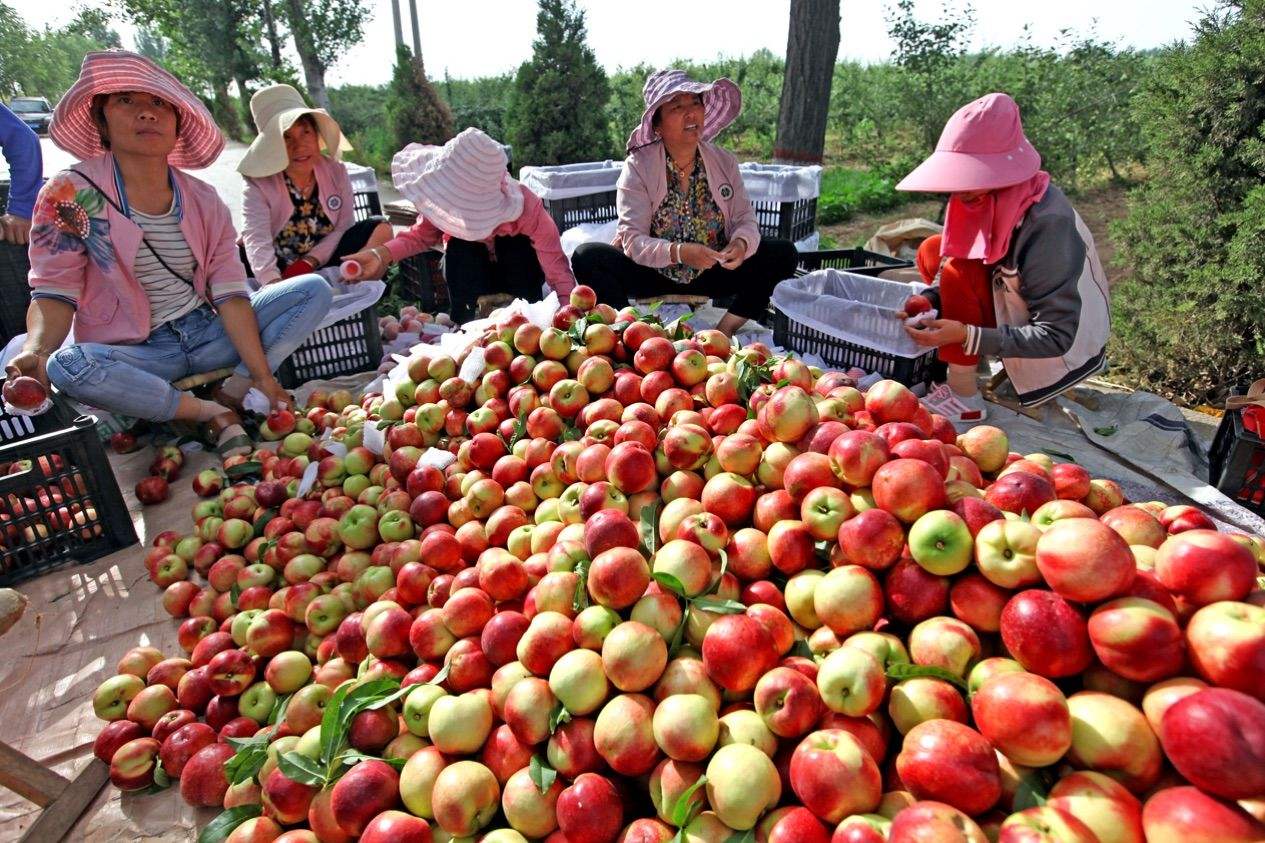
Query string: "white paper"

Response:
xmin=296 ymin=461 xmax=319 ymax=496
xmin=419 ymin=447 xmax=456 ymax=470
xmin=363 ymin=421 xmax=385 ymax=455
xmin=324 ymin=441 xmax=347 ymax=458
xmin=525 ymin=292 xmax=561 ymax=330
xmin=904 ymin=309 xmax=940 ymax=327
xmin=242 ymin=388 xmax=271 ymax=415
xmin=458 ymin=346 xmax=486 ymax=384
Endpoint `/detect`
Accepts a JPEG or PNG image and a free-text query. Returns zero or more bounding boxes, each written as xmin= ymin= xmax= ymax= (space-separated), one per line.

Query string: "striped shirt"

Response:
xmin=131 ymin=201 xmax=203 ymax=328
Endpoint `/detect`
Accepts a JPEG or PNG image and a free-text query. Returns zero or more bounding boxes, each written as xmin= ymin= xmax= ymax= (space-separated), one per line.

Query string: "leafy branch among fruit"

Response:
xmin=85 ymin=283 xmax=1265 ymax=842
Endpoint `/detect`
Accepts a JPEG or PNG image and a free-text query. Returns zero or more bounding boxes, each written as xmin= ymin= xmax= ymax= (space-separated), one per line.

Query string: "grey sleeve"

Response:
xmin=975 ymin=214 xmax=1086 ymax=359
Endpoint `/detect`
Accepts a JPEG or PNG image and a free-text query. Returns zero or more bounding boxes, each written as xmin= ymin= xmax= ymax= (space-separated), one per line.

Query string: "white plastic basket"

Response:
xmin=739 ymin=163 xmax=822 ymax=203
xmin=519 ymin=161 xmax=621 ymax=200
xmin=771 ymin=269 xmax=928 ymax=359
xmin=344 ymin=162 xmax=378 ymax=194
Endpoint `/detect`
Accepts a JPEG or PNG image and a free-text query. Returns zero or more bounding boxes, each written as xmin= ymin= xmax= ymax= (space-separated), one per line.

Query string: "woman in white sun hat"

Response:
xmin=572 ymin=68 xmax=798 ymax=337
xmin=9 ymin=51 xmax=331 ymax=458
xmin=238 ymin=84 xmax=392 ymax=284
xmin=343 ymin=127 xmax=575 ymax=322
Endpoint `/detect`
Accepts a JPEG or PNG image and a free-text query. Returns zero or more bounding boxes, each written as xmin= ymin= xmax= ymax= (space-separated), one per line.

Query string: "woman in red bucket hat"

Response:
xmin=897 ymin=93 xmax=1111 ymax=421
xmin=6 ymin=51 xmax=332 ymax=457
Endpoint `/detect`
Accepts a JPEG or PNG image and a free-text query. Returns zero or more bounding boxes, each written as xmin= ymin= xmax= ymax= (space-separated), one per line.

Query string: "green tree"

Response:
xmin=387 ymin=44 xmax=453 ymax=151
xmin=885 ymin=0 xmax=977 ymax=152
xmin=0 ymin=2 xmax=121 ymax=100
xmin=1111 ymin=0 xmax=1265 ymax=404
xmin=280 ymin=0 xmax=373 ymax=111
xmin=507 ymin=0 xmax=611 ymax=165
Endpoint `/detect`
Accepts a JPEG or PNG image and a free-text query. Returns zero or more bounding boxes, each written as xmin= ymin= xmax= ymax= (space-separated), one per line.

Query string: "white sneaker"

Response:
xmin=922 ymin=383 xmax=988 ymax=425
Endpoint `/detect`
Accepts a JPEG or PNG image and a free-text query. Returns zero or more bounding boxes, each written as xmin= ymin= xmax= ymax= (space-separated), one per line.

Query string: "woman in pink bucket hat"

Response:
xmin=343 ymin=127 xmax=575 ymax=321
xmin=896 ymin=92 xmax=1110 ymax=418
xmin=572 ymin=68 xmax=798 ymax=337
xmin=7 ymin=51 xmax=332 ymax=457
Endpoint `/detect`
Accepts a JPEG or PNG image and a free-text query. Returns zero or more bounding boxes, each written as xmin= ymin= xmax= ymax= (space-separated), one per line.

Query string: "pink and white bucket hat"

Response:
xmin=392 ymin=128 xmax=523 ymax=242
xmin=626 ymin=68 xmax=742 ymax=153
xmin=50 ymin=50 xmax=224 ymax=170
xmin=897 ymin=93 xmax=1041 ymax=193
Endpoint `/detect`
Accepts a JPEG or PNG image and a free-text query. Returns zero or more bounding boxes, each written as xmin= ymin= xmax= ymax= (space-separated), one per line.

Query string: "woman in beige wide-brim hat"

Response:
xmin=238 ymin=84 xmax=391 ymax=284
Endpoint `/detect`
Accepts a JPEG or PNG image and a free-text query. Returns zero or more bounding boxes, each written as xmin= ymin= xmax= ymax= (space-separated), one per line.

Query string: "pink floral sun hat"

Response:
xmin=50 ymin=50 xmax=224 ymax=170
xmin=626 ymin=68 xmax=742 ymax=153
xmin=897 ymin=93 xmax=1041 ymax=193
xmin=392 ymin=128 xmax=523 ymax=242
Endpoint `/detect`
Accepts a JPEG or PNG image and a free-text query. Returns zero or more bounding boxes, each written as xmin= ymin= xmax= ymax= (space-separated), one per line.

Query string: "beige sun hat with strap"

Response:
xmin=238 ymin=84 xmax=352 ymax=178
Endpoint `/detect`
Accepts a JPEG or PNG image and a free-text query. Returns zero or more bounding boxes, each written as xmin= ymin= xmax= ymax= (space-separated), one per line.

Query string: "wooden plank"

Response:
xmin=19 ymin=759 xmax=108 ymax=843
xmin=0 ymin=741 xmax=68 ymax=807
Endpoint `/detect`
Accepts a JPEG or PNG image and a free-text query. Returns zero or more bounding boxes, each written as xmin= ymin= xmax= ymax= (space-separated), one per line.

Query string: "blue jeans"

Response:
xmin=47 ymin=274 xmax=333 ymax=422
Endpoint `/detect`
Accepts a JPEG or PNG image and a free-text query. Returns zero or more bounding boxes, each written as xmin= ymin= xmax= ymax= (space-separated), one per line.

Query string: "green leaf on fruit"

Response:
xmin=223 ymin=733 xmax=271 ymax=785
xmin=668 ymin=605 xmax=690 ymax=657
xmin=152 ymin=760 xmax=171 ymax=790
xmin=339 ymin=751 xmax=406 ymax=770
xmin=1041 ymin=449 xmax=1077 ymax=463
xmin=225 ymin=461 xmax=262 ymax=481
xmin=1093 ymin=425 xmax=1118 ymax=437
xmin=268 ymin=692 xmax=293 ymax=726
xmin=640 ymin=498 xmax=661 ymax=555
xmin=653 ymin=571 xmax=687 ymax=597
xmin=318 ymin=681 xmax=353 ymax=768
xmin=427 ymin=661 xmax=451 ymax=686
xmin=705 ymin=548 xmax=728 ymax=596
xmin=725 ymin=830 xmax=756 ymax=843
xmin=278 ymin=751 xmax=327 ymax=787
xmin=548 ymin=702 xmax=572 ymax=733
xmin=789 ymin=639 xmax=815 ymax=660
xmin=691 ymin=597 xmax=746 ymax=615
xmin=885 ymin=662 xmax=969 ymax=692
xmin=669 ymin=773 xmax=708 ymax=827
xmin=509 ymin=411 xmax=530 ymax=448
xmin=561 ymin=423 xmax=582 ymax=442
xmin=1014 ymin=774 xmax=1050 ymax=810
xmin=529 ymin=754 xmax=557 ymax=794
xmin=197 ymin=805 xmax=263 ymax=843
xmin=572 ymin=556 xmax=592 ymax=612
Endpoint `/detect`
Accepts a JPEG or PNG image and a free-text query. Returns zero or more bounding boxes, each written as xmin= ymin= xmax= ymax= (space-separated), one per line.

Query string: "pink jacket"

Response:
xmin=383 ymin=183 xmax=575 ymax=296
xmin=617 ymin=140 xmax=761 ymax=268
xmin=241 ymin=154 xmax=355 ymax=284
xmin=27 ymin=153 xmax=249 ymax=345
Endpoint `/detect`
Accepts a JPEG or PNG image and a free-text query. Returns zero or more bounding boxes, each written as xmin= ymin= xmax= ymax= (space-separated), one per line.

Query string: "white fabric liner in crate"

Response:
xmin=519 ymin=161 xmax=621 ymax=200
xmin=772 ymin=269 xmax=932 ymax=359
xmin=739 ymin=162 xmax=822 ymax=202
xmin=344 ymin=161 xmax=378 ymax=194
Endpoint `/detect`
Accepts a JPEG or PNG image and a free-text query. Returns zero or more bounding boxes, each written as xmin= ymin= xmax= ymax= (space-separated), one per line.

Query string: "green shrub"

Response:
xmin=817 ymin=167 xmax=906 ymax=225
xmin=1110 ymin=0 xmax=1265 ymax=405
xmin=387 ymin=44 xmax=453 ymax=153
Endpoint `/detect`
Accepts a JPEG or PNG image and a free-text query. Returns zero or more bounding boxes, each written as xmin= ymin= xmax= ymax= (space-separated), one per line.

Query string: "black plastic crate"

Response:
xmin=0 ymin=415 xmax=137 ymax=584
xmin=0 ymin=240 xmax=31 ymax=347
xmin=352 ymin=189 xmax=382 ymax=222
xmin=396 ymin=250 xmax=446 ymax=313
xmin=1208 ymin=399 xmax=1265 ymax=515
xmin=797 ymin=248 xmax=914 ymax=278
xmin=751 ymin=197 xmax=817 ymax=243
xmin=540 ymin=190 xmax=618 ymax=233
xmin=771 ymin=309 xmax=937 ymax=389
xmin=276 ymin=305 xmax=383 ymax=389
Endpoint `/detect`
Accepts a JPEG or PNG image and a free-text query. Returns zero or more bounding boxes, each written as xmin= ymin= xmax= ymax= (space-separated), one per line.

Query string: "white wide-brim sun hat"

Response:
xmin=238 ymin=83 xmax=352 ymax=178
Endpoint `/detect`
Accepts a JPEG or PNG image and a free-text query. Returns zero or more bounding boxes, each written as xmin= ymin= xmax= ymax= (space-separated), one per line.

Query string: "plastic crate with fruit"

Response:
xmin=1208 ymin=394 xmax=1265 ymax=516
xmin=276 ymin=305 xmax=383 ymax=390
xmin=0 ymin=409 xmax=137 ymax=584
xmin=771 ymin=269 xmax=937 ymax=389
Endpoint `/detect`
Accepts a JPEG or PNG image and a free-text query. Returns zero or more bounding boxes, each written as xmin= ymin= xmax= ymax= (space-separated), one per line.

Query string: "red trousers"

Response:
xmin=916 ymin=234 xmax=996 ymax=366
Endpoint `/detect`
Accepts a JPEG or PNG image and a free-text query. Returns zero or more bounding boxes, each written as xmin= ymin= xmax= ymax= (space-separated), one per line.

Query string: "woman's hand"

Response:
xmin=341 ymin=246 xmax=391 ymax=279
xmin=255 ymin=375 xmax=293 ymax=411
xmin=5 ymin=350 xmax=48 ymax=388
xmin=717 ymin=238 xmax=747 ymax=270
xmin=0 ymin=215 xmax=31 ymax=245
xmin=680 ymin=243 xmax=722 ymax=271
xmin=905 ymin=318 xmax=967 ymax=347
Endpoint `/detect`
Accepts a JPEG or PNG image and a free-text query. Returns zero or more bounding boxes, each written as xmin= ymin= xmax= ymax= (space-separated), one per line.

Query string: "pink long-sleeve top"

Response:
xmin=27 ymin=152 xmax=249 ymax=345
xmin=616 ymin=139 xmax=761 ymax=267
xmin=382 ymin=183 xmax=576 ymax=297
xmin=240 ymin=154 xmax=356 ymax=284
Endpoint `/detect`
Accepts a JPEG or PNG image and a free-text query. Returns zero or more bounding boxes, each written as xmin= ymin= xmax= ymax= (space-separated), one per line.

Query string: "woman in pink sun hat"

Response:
xmin=571 ymin=68 xmax=798 ymax=337
xmin=342 ymin=127 xmax=575 ymax=322
xmin=897 ymin=92 xmax=1111 ymax=419
xmin=8 ymin=51 xmax=332 ymax=457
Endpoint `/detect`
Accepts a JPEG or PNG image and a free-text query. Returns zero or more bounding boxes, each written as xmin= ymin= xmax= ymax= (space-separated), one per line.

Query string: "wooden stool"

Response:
xmin=169 ymin=367 xmax=237 ymax=438
xmin=476 ymin=294 xmax=514 ymax=318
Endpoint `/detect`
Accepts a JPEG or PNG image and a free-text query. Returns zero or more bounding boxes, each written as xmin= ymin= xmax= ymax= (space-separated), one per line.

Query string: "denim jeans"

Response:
xmin=46 ymin=274 xmax=333 ymax=422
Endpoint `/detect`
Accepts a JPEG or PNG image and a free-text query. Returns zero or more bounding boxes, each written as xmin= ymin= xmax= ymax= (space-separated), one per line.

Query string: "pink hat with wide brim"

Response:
xmin=626 ymin=69 xmax=742 ymax=153
xmin=392 ymin=127 xmax=522 ymax=242
xmin=50 ymin=50 xmax=224 ymax=170
xmin=897 ymin=93 xmax=1041 ymax=193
